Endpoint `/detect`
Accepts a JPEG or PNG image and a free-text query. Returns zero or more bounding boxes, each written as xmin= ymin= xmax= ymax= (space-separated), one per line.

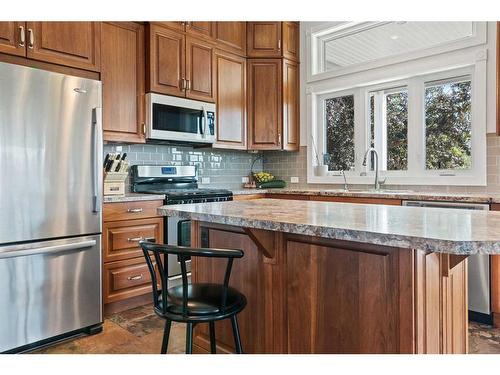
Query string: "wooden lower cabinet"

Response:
xmin=102 ymin=200 xmax=164 ymax=314
xmin=191 ymin=221 xmax=468 ymax=354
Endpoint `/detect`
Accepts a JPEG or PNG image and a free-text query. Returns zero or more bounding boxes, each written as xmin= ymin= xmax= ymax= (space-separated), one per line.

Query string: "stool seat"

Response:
xmin=156 ymin=283 xmax=247 ymax=318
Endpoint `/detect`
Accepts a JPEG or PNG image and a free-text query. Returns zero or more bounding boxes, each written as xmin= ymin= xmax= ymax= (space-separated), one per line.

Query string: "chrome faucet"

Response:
xmin=362 ymin=148 xmax=386 ymax=190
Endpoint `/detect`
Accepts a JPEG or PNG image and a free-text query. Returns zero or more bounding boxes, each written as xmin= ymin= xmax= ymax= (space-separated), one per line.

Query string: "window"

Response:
xmin=424 ymin=77 xmax=472 ymax=170
xmin=369 ymin=87 xmax=408 ymax=171
xmin=324 ymin=95 xmax=355 ymax=171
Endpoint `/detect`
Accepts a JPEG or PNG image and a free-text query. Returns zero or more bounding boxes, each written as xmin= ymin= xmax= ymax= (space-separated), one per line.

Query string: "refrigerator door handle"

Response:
xmin=92 ymin=107 xmax=103 ymax=213
xmin=0 ymin=240 xmax=97 ymax=260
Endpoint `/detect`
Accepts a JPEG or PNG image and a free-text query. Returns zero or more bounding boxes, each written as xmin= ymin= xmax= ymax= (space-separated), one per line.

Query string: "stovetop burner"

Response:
xmin=131 ymin=165 xmax=233 ymax=204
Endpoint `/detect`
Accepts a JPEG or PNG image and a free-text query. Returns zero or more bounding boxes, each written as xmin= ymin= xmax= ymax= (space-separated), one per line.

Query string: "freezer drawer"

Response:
xmin=0 ymin=235 xmax=102 ymax=352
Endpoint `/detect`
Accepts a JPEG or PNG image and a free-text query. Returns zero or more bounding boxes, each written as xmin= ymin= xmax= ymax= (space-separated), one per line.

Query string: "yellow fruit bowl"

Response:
xmin=252 ymin=171 xmax=275 ymax=183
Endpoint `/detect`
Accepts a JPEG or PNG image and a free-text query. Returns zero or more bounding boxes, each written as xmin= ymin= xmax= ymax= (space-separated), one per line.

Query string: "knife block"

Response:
xmin=103 ymin=171 xmax=128 ymax=196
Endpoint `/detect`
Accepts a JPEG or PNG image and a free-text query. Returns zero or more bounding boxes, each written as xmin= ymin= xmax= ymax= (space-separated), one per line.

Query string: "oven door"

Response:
xmin=166 ymin=217 xmax=192 ymax=279
xmin=146 ymin=93 xmax=216 ymax=143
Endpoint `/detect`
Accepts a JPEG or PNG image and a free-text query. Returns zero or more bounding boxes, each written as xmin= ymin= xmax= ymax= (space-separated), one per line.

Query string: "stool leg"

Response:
xmin=230 ymin=315 xmax=243 ymax=354
xmin=161 ymin=319 xmax=172 ymax=354
xmin=209 ymin=321 xmax=216 ymax=354
xmin=186 ymin=322 xmax=194 ymax=354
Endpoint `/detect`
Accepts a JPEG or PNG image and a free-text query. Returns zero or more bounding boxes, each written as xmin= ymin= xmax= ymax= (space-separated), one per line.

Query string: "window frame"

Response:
xmin=307 ymin=21 xmax=487 ymax=83
xmin=308 ymin=64 xmax=487 ymax=186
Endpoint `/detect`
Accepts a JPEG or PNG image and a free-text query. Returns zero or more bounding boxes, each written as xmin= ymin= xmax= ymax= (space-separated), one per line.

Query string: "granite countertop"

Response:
xmin=232 ymin=188 xmax=499 ymax=203
xmin=158 ymin=198 xmax=500 ymax=255
xmin=103 ymin=193 xmax=165 ymax=203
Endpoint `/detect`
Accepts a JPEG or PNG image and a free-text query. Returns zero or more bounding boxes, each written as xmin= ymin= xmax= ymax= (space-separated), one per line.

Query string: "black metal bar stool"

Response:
xmin=139 ymin=240 xmax=247 ymax=354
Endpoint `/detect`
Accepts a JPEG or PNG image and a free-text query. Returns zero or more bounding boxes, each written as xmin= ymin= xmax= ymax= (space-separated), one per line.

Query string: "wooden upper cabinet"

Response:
xmin=101 ymin=22 xmax=145 ymax=143
xmin=247 ymin=59 xmax=282 ymax=150
xmin=185 ymin=37 xmax=216 ymax=102
xmin=282 ymin=59 xmax=299 ymax=151
xmin=282 ymin=22 xmax=299 ymax=61
xmin=215 ymin=22 xmax=246 ymax=56
xmin=25 ymin=22 xmax=101 ymax=71
xmin=247 ymin=21 xmax=299 ymax=61
xmin=247 ymin=22 xmax=281 ymax=58
xmin=214 ymin=50 xmax=247 ymax=149
xmin=0 ymin=22 xmax=26 ymax=57
xmin=146 ymin=23 xmax=185 ymax=97
xmin=186 ymin=21 xmax=215 ymax=40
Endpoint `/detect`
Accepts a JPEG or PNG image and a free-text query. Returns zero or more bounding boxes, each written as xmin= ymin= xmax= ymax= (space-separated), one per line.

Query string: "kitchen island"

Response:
xmin=158 ymin=198 xmax=500 ymax=354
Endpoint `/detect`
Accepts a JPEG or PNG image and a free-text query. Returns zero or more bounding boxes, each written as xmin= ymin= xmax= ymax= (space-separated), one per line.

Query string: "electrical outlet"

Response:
xmin=290 ymin=177 xmax=299 ymax=183
xmin=200 ymin=177 xmax=210 ymax=184
xmin=115 ymin=146 xmax=123 ymax=152
xmin=242 ymin=176 xmax=249 ymax=183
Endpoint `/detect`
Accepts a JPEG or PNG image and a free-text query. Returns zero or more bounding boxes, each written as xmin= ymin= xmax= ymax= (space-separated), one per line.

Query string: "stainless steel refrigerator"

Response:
xmin=0 ymin=62 xmax=103 ymax=352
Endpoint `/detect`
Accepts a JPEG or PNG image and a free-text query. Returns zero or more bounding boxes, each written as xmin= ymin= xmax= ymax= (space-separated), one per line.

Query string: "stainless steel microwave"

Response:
xmin=146 ymin=93 xmax=216 ymax=144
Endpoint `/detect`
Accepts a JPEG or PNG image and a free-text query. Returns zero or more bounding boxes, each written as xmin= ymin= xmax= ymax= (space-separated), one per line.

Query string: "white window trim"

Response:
xmin=307 ymin=22 xmax=487 ymax=83
xmin=307 ymin=52 xmax=487 ymax=186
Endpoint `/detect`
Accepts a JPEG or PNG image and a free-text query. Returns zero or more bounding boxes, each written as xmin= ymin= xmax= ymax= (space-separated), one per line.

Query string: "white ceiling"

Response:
xmin=324 ymin=22 xmax=474 ymax=69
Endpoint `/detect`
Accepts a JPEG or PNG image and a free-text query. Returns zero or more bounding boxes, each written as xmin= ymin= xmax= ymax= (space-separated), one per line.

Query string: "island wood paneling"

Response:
xmin=190 ymin=221 xmax=468 ymax=354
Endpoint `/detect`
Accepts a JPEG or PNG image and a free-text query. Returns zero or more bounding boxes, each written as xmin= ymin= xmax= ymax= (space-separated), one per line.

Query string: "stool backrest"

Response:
xmin=139 ymin=241 xmax=244 ymax=317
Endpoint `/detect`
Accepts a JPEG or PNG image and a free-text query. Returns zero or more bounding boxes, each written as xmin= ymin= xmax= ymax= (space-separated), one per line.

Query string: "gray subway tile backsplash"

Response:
xmin=104 ymin=143 xmax=263 ymax=191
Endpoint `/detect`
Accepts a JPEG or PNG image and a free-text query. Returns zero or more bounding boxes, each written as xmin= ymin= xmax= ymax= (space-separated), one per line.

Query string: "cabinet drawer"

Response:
xmin=103 ymin=217 xmax=163 ymax=262
xmin=103 ymin=200 xmax=163 ymax=221
xmin=103 ymin=257 xmax=156 ymax=304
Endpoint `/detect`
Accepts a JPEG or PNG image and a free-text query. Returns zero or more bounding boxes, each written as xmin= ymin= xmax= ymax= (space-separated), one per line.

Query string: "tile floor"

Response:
xmin=33 ymin=305 xmax=500 ymax=354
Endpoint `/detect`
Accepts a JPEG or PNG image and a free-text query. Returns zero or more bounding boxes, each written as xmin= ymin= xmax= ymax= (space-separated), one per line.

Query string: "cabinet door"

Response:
xmin=0 ymin=22 xmax=26 ymax=57
xmin=101 ymin=22 xmax=145 ymax=143
xmin=247 ymin=59 xmax=282 ymax=150
xmin=282 ymin=59 xmax=299 ymax=151
xmin=185 ymin=36 xmax=216 ymax=102
xmin=26 ymin=22 xmax=101 ymax=71
xmin=155 ymin=21 xmax=186 ymax=32
xmin=247 ymin=22 xmax=281 ymax=58
xmin=186 ymin=21 xmax=215 ymax=40
xmin=215 ymin=22 xmax=246 ymax=56
xmin=147 ymin=23 xmax=185 ymax=97
xmin=282 ymin=22 xmax=300 ymax=62
xmin=214 ymin=51 xmax=247 ymax=149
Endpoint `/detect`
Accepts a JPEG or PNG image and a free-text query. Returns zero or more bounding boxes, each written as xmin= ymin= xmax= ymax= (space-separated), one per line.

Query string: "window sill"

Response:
xmin=307 ymin=173 xmax=487 ymax=186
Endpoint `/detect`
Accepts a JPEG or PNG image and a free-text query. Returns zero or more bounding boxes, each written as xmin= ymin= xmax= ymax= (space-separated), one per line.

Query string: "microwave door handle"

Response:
xmin=201 ymin=106 xmax=207 ymax=137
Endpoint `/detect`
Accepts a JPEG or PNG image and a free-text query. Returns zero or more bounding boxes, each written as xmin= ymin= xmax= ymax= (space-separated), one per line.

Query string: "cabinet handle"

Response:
xmin=142 ymin=123 xmax=146 ymax=135
xmin=27 ymin=28 xmax=34 ymax=49
xmin=278 ymin=39 xmax=281 ymax=50
xmin=127 ymin=208 xmax=143 ymax=213
xmin=278 ymin=133 xmax=282 ymax=145
xmin=180 ymin=78 xmax=186 ymax=90
xmin=186 ymin=79 xmax=191 ymax=91
xmin=18 ymin=25 xmax=25 ymax=47
xmin=127 ymin=237 xmax=144 ymax=242
xmin=127 ymin=274 xmax=143 ymax=281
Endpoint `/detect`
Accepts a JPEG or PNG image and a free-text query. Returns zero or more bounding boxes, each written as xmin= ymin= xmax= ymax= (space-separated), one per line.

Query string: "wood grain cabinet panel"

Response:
xmin=103 ymin=257 xmax=157 ymax=304
xmin=26 ymin=22 xmax=101 ymax=71
xmin=214 ymin=50 xmax=247 ymax=149
xmin=247 ymin=22 xmax=281 ymax=58
xmin=146 ymin=23 xmax=185 ymax=97
xmin=101 ymin=22 xmax=145 ymax=143
xmin=103 ymin=217 xmax=163 ymax=263
xmin=103 ymin=200 xmax=163 ymax=222
xmin=0 ymin=22 xmax=26 ymax=56
xmin=215 ymin=22 xmax=246 ymax=56
xmin=282 ymin=22 xmax=299 ymax=61
xmin=156 ymin=21 xmax=186 ymax=32
xmin=185 ymin=36 xmax=216 ymax=102
xmin=282 ymin=59 xmax=299 ymax=150
xmin=186 ymin=21 xmax=215 ymax=40
xmin=247 ymin=58 xmax=282 ymax=150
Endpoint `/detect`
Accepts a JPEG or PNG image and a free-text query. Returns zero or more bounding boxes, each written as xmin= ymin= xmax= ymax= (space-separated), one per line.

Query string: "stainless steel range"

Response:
xmin=131 ymin=165 xmax=232 ymax=282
